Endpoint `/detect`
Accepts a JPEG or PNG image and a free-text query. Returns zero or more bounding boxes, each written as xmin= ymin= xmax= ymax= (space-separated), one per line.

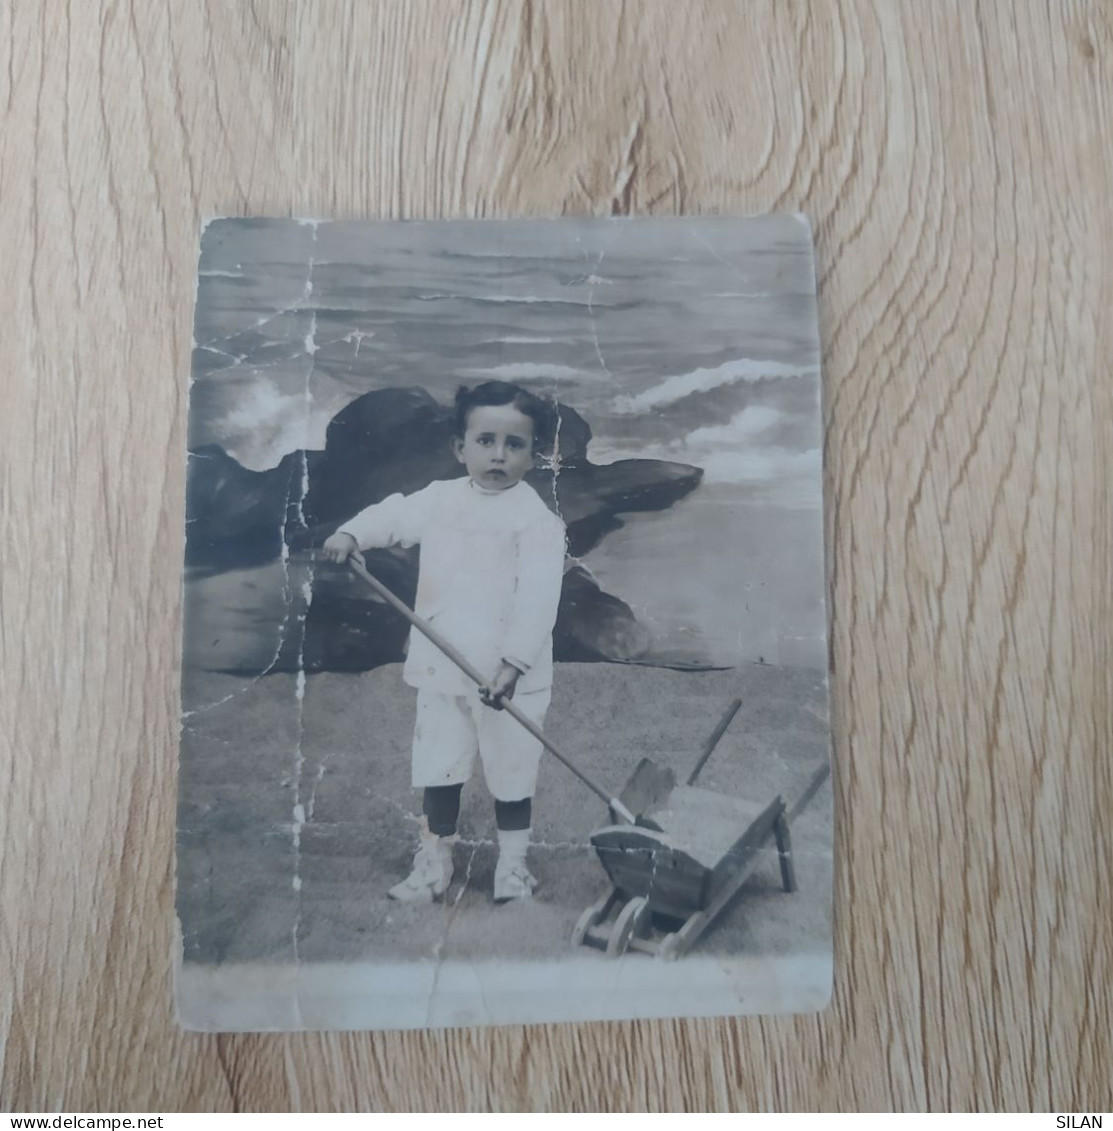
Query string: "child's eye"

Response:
xmin=477 ymin=436 xmax=493 ymax=446
xmin=507 ymin=438 xmax=525 ymax=450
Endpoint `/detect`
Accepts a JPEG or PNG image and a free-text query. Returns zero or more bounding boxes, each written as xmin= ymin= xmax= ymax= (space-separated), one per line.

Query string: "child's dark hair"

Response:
xmin=453 ymin=381 xmax=559 ymax=454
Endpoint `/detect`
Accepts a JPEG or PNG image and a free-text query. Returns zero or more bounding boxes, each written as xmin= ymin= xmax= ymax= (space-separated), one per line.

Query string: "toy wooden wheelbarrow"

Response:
xmin=572 ymin=700 xmax=831 ymax=960
xmin=345 ymin=555 xmax=828 ymax=959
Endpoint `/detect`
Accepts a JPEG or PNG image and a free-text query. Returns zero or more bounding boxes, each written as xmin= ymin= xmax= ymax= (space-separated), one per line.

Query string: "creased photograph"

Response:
xmin=176 ymin=215 xmax=832 ymax=1031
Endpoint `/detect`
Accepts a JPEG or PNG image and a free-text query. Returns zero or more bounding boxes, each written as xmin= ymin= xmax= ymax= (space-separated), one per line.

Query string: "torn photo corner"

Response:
xmin=176 ymin=214 xmax=833 ymax=1032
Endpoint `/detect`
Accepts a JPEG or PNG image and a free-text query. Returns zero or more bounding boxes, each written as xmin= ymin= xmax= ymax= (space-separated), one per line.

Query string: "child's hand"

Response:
xmin=321 ymin=531 xmax=363 ymax=566
xmin=480 ymin=662 xmax=521 ymax=710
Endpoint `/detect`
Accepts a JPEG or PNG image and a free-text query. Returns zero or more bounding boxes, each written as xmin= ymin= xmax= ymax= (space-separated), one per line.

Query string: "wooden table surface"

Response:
xmin=2 ymin=0 xmax=1110 ymax=1113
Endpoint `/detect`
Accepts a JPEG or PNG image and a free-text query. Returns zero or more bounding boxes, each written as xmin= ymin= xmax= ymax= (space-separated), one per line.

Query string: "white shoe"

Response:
xmin=493 ymin=859 xmax=537 ymax=903
xmin=388 ymin=831 xmax=455 ymax=902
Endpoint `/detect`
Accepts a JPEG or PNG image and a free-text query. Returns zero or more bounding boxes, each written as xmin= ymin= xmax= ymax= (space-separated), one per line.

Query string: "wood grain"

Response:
xmin=2 ymin=0 xmax=1110 ymax=1112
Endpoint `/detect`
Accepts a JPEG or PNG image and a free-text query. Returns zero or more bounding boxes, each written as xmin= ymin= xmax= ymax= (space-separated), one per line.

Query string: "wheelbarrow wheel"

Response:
xmin=572 ymin=891 xmax=615 ymax=948
xmin=606 ymin=895 xmax=649 ymax=957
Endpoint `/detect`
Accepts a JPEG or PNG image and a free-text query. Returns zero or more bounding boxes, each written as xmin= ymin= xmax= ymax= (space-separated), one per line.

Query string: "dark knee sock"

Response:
xmin=495 ymin=797 xmax=532 ymax=832
xmin=423 ymin=784 xmax=463 ymax=836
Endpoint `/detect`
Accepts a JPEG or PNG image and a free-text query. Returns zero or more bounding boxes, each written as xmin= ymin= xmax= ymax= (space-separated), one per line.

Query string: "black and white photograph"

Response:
xmin=177 ymin=214 xmax=833 ymax=1030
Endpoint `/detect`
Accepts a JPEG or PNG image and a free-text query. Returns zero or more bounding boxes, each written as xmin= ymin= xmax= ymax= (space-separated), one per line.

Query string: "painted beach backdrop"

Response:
xmin=189 ymin=215 xmax=825 ymax=669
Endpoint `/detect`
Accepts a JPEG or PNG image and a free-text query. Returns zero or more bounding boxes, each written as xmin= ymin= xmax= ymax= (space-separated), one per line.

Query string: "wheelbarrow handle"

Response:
xmin=344 ymin=556 xmax=637 ymax=825
xmin=787 ymin=761 xmax=831 ymax=823
xmin=685 ymin=697 xmax=743 ymax=785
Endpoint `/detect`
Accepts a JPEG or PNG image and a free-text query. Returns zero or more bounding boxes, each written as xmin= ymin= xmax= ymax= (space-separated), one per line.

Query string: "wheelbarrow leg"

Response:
xmin=658 ymin=911 xmax=709 ymax=960
xmin=774 ymin=811 xmax=796 ymax=893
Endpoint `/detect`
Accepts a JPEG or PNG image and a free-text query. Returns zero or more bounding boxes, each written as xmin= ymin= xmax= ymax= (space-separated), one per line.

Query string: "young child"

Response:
xmin=322 ymin=381 xmax=567 ymax=904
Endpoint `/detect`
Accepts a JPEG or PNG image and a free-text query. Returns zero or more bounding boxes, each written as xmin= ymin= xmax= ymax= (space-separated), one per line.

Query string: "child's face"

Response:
xmin=453 ymin=404 xmax=536 ymax=490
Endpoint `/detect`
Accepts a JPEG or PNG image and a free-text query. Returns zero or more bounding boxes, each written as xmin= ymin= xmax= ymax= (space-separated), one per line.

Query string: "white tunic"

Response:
xmin=338 ymin=477 xmax=567 ymax=696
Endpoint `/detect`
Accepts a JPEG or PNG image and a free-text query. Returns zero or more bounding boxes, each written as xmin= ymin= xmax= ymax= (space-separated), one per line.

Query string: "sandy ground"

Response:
xmin=178 ymin=662 xmax=832 ymax=967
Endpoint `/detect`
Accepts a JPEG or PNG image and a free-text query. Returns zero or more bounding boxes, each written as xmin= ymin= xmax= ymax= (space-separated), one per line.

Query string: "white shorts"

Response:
xmin=411 ymin=686 xmax=552 ymax=801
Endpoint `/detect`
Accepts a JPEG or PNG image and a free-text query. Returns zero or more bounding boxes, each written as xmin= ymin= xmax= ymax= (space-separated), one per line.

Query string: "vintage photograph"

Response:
xmin=177 ymin=215 xmax=832 ymax=1030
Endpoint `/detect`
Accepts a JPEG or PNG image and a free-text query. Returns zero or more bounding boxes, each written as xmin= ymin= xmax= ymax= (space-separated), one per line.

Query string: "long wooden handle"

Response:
xmin=344 ymin=555 xmax=636 ymax=824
